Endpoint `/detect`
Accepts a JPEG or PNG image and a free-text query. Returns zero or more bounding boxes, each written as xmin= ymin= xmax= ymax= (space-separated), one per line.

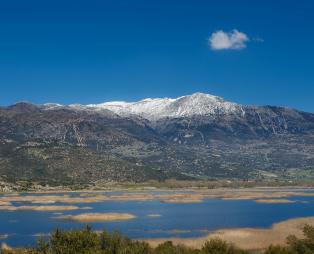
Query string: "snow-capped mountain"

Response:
xmin=2 ymin=94 xmax=314 ymax=183
xmin=44 ymin=93 xmax=243 ymax=120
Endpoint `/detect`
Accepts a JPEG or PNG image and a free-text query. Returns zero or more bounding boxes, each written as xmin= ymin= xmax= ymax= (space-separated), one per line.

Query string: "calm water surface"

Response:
xmin=1 ymin=192 xmax=314 ymax=247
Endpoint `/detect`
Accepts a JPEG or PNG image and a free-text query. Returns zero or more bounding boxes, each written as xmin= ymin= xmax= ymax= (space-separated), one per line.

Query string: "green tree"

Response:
xmin=200 ymin=239 xmax=247 ymax=254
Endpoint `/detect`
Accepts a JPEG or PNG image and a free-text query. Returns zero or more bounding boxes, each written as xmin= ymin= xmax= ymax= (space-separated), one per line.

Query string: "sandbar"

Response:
xmin=254 ymin=199 xmax=296 ymax=204
xmin=0 ymin=205 xmax=80 ymax=211
xmin=56 ymin=212 xmax=136 ymax=222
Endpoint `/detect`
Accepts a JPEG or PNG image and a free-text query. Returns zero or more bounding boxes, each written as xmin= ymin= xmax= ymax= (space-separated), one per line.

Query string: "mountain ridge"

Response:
xmin=39 ymin=92 xmax=242 ymax=121
xmin=1 ymin=92 xmax=314 ymax=185
xmin=10 ymin=92 xmax=302 ymax=121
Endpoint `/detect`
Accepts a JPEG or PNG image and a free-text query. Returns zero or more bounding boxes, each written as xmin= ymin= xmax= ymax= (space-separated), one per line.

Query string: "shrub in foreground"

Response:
xmin=3 ymin=225 xmax=314 ymax=254
xmin=264 ymin=224 xmax=314 ymax=254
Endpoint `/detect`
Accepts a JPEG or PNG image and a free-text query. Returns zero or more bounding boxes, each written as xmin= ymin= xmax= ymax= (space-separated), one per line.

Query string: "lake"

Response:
xmin=1 ymin=191 xmax=314 ymax=247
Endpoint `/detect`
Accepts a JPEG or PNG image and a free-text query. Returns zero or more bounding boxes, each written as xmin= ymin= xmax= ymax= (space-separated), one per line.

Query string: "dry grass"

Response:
xmin=104 ymin=188 xmax=314 ymax=203
xmin=146 ymin=216 xmax=314 ymax=251
xmin=55 ymin=212 xmax=136 ymax=222
xmin=0 ymin=205 xmax=80 ymax=211
xmin=1 ymin=188 xmax=313 ymax=204
xmin=157 ymin=193 xmax=204 ymax=203
xmin=31 ymin=200 xmax=57 ymax=204
xmin=254 ymin=199 xmax=296 ymax=204
xmin=0 ymin=194 xmax=109 ymax=204
xmin=0 ymin=201 xmax=11 ymax=206
xmin=107 ymin=193 xmax=156 ymax=201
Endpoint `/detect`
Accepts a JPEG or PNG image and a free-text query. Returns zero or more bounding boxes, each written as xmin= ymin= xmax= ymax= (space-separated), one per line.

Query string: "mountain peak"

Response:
xmin=40 ymin=92 xmax=242 ymax=120
xmin=189 ymin=92 xmax=218 ymax=98
xmin=178 ymin=92 xmax=225 ymax=103
xmin=82 ymin=92 xmax=242 ymax=120
xmin=8 ymin=102 xmax=40 ymax=113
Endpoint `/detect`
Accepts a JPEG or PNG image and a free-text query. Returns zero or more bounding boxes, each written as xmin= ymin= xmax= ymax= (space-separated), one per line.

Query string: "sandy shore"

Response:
xmin=56 ymin=212 xmax=136 ymax=222
xmin=146 ymin=216 xmax=314 ymax=251
xmin=0 ymin=205 xmax=81 ymax=211
xmin=254 ymin=199 xmax=297 ymax=204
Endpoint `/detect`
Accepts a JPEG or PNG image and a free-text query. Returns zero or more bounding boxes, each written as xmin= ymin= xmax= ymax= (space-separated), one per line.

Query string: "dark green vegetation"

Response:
xmin=1 ymin=102 xmax=314 ymax=187
xmin=2 ymin=225 xmax=314 ymax=254
xmin=264 ymin=225 xmax=314 ymax=254
xmin=0 ymin=226 xmax=247 ymax=254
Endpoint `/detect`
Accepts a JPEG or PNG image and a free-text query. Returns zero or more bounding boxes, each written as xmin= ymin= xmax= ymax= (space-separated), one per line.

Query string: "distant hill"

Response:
xmin=1 ymin=93 xmax=314 ymax=185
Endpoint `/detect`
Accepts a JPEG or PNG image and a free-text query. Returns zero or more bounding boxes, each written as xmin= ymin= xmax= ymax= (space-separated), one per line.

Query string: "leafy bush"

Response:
xmin=264 ymin=224 xmax=314 ymax=254
xmin=201 ymin=239 xmax=247 ymax=254
xmin=154 ymin=241 xmax=197 ymax=254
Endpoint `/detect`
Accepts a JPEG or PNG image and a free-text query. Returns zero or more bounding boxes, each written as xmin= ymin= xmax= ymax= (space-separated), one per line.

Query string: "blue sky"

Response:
xmin=0 ymin=0 xmax=314 ymax=112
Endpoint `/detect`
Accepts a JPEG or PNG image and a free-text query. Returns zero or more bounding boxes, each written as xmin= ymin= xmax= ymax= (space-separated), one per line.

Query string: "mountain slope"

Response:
xmin=1 ymin=93 xmax=314 ymax=185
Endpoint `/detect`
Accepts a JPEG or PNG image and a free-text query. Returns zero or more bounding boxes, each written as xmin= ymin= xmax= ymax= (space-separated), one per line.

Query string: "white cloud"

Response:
xmin=209 ymin=29 xmax=249 ymax=50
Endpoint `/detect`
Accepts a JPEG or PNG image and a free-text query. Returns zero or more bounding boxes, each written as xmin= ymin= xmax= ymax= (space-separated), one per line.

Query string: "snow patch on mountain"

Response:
xmin=86 ymin=92 xmax=243 ymax=120
xmin=42 ymin=93 xmax=243 ymax=120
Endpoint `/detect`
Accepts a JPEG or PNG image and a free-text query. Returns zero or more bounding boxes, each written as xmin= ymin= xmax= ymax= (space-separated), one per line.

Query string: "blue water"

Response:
xmin=1 ymin=193 xmax=314 ymax=247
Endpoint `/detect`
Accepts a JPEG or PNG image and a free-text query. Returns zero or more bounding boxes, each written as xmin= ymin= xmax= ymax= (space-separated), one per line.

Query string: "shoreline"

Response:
xmin=7 ymin=185 xmax=314 ymax=193
xmin=3 ymin=186 xmax=314 ymax=195
xmin=1 ymin=187 xmax=314 ymax=204
xmin=55 ymin=212 xmax=136 ymax=222
xmin=2 ymin=181 xmax=314 ymax=195
xmin=144 ymin=216 xmax=314 ymax=251
xmin=2 ymin=216 xmax=314 ymax=251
